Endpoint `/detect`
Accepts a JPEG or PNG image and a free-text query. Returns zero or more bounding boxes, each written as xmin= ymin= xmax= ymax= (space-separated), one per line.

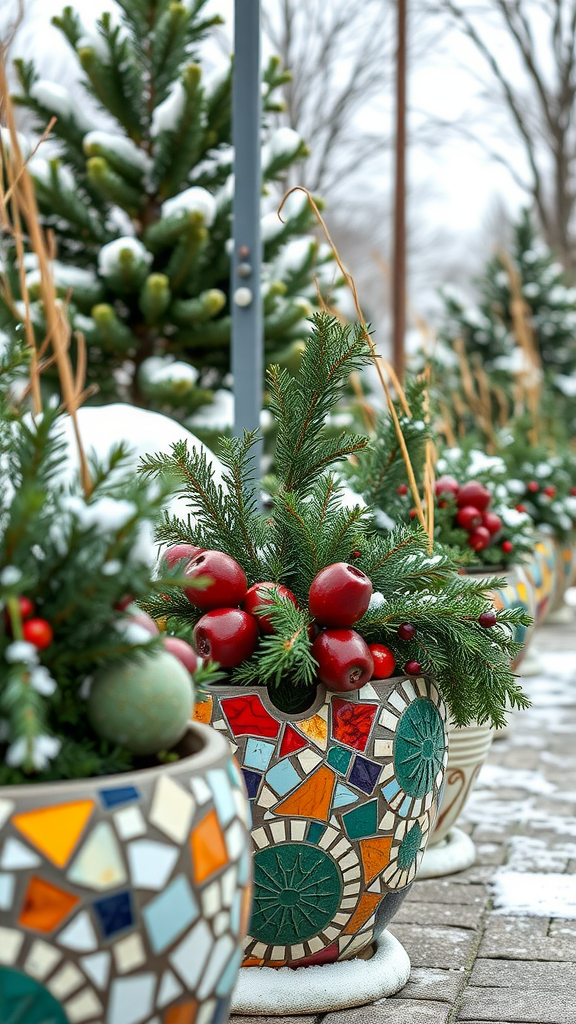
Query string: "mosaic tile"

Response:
xmin=326 ymin=745 xmax=353 ymax=775
xmin=0 ymin=871 xmax=14 ymax=910
xmin=207 ymin=769 xmax=236 ymax=827
xmin=80 ymin=951 xmax=111 ymax=990
xmin=379 ymin=707 xmax=400 ymax=732
xmin=297 ymin=749 xmax=323 ymax=773
xmin=265 ymin=759 xmax=301 ymax=796
xmin=237 ymin=847 xmax=251 ymax=887
xmin=142 ymin=874 xmax=199 ymax=954
xmin=348 ymin=755 xmax=382 ymax=795
xmin=201 ymin=879 xmax=221 ymax=917
xmin=220 ymin=866 xmax=238 ymax=908
xmin=0 ymin=799 xmax=15 ymax=832
xmin=216 ymin=948 xmax=242 ymax=997
xmin=1 ymin=836 xmax=41 ymax=870
xmin=241 ymin=768 xmax=261 ymax=799
xmin=114 ymin=805 xmax=147 ymax=842
xmin=127 ymin=839 xmax=179 ymax=890
xmin=359 ymin=836 xmax=393 ymax=883
xmin=358 ymin=683 xmax=379 ymax=702
xmin=149 ymin=775 xmax=195 ymax=845
xmin=331 ymin=699 xmax=378 ymax=752
xmin=48 ymin=962 xmax=84 ymax=1000
xmin=156 ymin=968 xmax=184 ymax=1008
xmin=197 ymin=933 xmax=234 ymax=1000
xmin=165 ymin=1005 xmax=196 ymax=1024
xmin=373 ymin=739 xmax=394 ymax=758
xmin=98 ymin=786 xmax=139 ymax=809
xmin=394 ymin=697 xmax=446 ymax=799
xmin=243 ymin=737 xmax=275 ymax=771
xmin=107 ymin=974 xmax=156 ymax=1024
xmin=256 ymin=785 xmax=276 ymax=808
xmin=213 ymin=909 xmax=230 ymax=936
xmin=269 ymin=820 xmax=286 ymax=843
xmin=296 ymin=713 xmax=328 ymax=749
xmin=191 ymin=808 xmax=228 ymax=884
xmin=93 ymin=891 xmax=134 ymax=940
xmin=197 ymin=1001 xmax=217 ymax=1024
xmin=221 ymin=694 xmax=280 ymax=738
xmin=0 ymin=927 xmax=24 ymax=964
xmin=113 ymin=932 xmax=146 ymax=974
xmin=193 ymin=695 xmax=213 ymax=725
xmin=233 ymin=788 xmax=250 ymax=826
xmin=13 ymin=801 xmax=94 ymax=868
xmin=68 ymin=822 xmax=127 ymax=892
xmin=274 ymin=764 xmax=336 ymax=819
xmin=342 ymin=799 xmax=378 ymax=840
xmin=64 ymin=988 xmax=102 ymax=1023
xmin=190 ymin=777 xmax=212 ymax=805
xmin=20 ymin=876 xmax=79 ymax=933
xmin=332 ymin=783 xmax=357 ymax=809
xmin=57 ymin=910 xmax=98 ymax=952
xmin=25 ymin=939 xmax=62 ymax=980
xmin=306 ymin=820 xmax=325 ymax=845
xmin=169 ymin=919 xmax=212 ymax=988
xmin=279 ymin=724 xmax=308 ymax=757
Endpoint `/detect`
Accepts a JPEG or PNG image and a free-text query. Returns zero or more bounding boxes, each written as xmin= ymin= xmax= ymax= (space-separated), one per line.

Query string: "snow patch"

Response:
xmin=30 ymin=80 xmax=93 ymax=132
xmin=151 ymin=81 xmax=186 ymax=135
xmin=98 ymin=237 xmax=153 ymax=276
xmin=161 ymin=186 xmax=216 ymax=226
xmin=492 ymin=872 xmax=576 ymax=918
xmin=84 ymin=130 xmax=152 ymax=173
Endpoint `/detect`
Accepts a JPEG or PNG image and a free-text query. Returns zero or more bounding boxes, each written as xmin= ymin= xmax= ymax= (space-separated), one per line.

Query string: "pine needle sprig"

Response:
xmin=232 ymin=592 xmax=316 ymax=691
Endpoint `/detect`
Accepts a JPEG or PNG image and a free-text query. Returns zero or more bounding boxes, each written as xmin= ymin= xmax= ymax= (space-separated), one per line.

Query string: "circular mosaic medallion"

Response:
xmin=382 ymin=811 xmax=432 ymax=889
xmin=0 ymin=967 xmax=67 ymax=1024
xmin=394 ymin=697 xmax=445 ymax=798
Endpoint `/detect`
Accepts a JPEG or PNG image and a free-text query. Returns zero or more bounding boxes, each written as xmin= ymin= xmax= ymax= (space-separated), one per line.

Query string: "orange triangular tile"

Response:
xmin=165 ymin=1002 xmax=198 ymax=1024
xmin=19 ymin=875 xmax=79 ymax=933
xmin=296 ymin=714 xmax=328 ymax=750
xmin=13 ymin=800 xmax=94 ymax=868
xmin=274 ymin=765 xmax=335 ymax=820
xmin=191 ymin=808 xmax=228 ymax=884
xmin=193 ymin=697 xmax=213 ymax=726
xmin=359 ymin=836 xmax=393 ymax=884
xmin=343 ymin=892 xmax=382 ymax=935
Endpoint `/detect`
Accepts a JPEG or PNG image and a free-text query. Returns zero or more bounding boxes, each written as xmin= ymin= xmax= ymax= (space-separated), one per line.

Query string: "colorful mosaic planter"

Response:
xmin=198 ymin=675 xmax=448 ymax=967
xmin=428 ymin=720 xmax=492 ymax=846
xmin=524 ymin=534 xmax=559 ymax=625
xmin=470 ymin=563 xmax=537 ymax=672
xmin=0 ymin=723 xmax=252 ymax=1024
xmin=549 ymin=536 xmax=576 ymax=614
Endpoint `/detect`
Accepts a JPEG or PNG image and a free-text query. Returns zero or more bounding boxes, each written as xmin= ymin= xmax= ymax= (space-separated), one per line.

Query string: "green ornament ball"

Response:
xmin=88 ymin=650 xmax=194 ymax=755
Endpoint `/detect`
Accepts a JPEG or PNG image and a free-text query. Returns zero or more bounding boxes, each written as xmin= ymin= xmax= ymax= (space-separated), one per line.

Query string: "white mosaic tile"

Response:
xmin=358 ymin=683 xmax=379 ymax=701
xmin=297 ymin=749 xmax=322 ymax=773
xmin=127 ymin=839 xmax=179 ymax=890
xmin=169 ymin=920 xmax=212 ymax=988
xmin=207 ymin=769 xmax=235 ymax=827
xmin=197 ymin=934 xmax=234 ymax=1000
xmin=156 ymin=968 xmax=183 ymax=1009
xmin=374 ymin=739 xmax=394 ymax=758
xmin=113 ymin=933 xmax=146 ymax=974
xmin=149 ymin=775 xmax=195 ymax=845
xmin=0 ymin=927 xmax=23 ymax=965
xmin=379 ymin=708 xmax=399 ymax=731
xmin=190 ymin=777 xmax=212 ymax=805
xmin=113 ymin=805 xmax=146 ymax=842
xmin=68 ymin=822 xmax=127 ymax=891
xmin=201 ymin=879 xmax=221 ymax=918
xmin=1 ymin=836 xmax=41 ymax=870
xmin=58 ymin=910 xmax=98 ymax=953
xmin=220 ymin=866 xmax=238 ymax=908
xmin=80 ymin=951 xmax=111 ymax=991
xmin=196 ymin=1001 xmax=217 ymax=1024
xmin=107 ymin=974 xmax=156 ymax=1024
xmin=213 ymin=910 xmax=230 ymax=936
xmin=256 ymin=785 xmax=276 ymax=809
xmin=0 ymin=872 xmax=14 ymax=910
xmin=0 ymin=800 xmax=14 ymax=832
xmin=25 ymin=939 xmax=62 ymax=980
xmin=64 ymin=988 xmax=102 ymax=1023
xmin=48 ymin=963 xmax=85 ymax=1000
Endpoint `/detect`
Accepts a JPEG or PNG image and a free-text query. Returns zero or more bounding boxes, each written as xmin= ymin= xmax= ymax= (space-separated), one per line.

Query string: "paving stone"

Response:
xmin=391 ymin=967 xmax=464 ymax=1003
xmin=470 ymin=958 xmax=576 ymax=988
xmin=231 ymin=1018 xmax=319 ymax=1024
xmin=458 ymin=987 xmax=576 ymax=1022
xmin=410 ymin=880 xmax=488 ymax=906
xmin=473 ymin=842 xmax=507 ymax=866
xmin=394 ymin=900 xmax=484 ymax=930
xmin=479 ymin=914 xmax=576 ymax=961
xmin=387 ymin=924 xmax=476 ymax=970
xmin=323 ymin=1000 xmax=451 ymax=1023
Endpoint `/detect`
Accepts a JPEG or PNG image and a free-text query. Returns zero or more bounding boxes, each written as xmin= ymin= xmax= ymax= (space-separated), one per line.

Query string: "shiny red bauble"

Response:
xmin=312 ymin=628 xmax=374 ymax=692
xmin=515 ymin=504 xmax=527 ymax=513
xmin=184 ymin=550 xmax=247 ymax=610
xmin=163 ymin=636 xmax=198 ymax=675
xmin=243 ymin=582 xmax=299 ymax=634
xmin=481 ymin=511 xmax=503 ymax=535
xmin=405 ymin=659 xmax=422 ymax=675
xmin=435 ymin=474 xmax=459 ymax=497
xmin=163 ymin=543 xmax=205 ymax=569
xmin=456 ymin=505 xmax=483 ymax=531
xmin=368 ymin=643 xmax=396 ymax=679
xmin=22 ymin=617 xmax=54 ymax=650
xmin=527 ymin=481 xmax=539 ymax=493
xmin=501 ymin=540 xmax=514 ymax=554
xmin=398 ymin=622 xmax=416 ymax=641
xmin=467 ymin=526 xmax=491 ymax=552
xmin=308 ymin=562 xmax=372 ymax=627
xmin=478 ymin=610 xmax=497 ymax=628
xmin=193 ymin=608 xmax=258 ymax=668
xmin=456 ymin=481 xmax=491 ymax=512
xmin=397 ymin=483 xmax=408 ymax=495
xmin=543 ymin=485 xmax=556 ymax=498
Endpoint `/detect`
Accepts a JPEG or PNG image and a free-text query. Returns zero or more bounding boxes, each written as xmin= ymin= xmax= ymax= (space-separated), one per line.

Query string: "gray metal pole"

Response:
xmin=231 ymin=0 xmax=263 ymax=464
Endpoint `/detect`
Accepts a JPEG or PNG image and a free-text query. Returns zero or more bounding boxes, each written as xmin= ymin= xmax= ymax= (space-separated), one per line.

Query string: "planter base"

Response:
xmin=417 ymin=825 xmax=476 ymax=879
xmin=546 ymin=603 xmax=574 ymax=625
xmin=520 ymin=648 xmax=545 ymax=676
xmin=231 ymin=931 xmax=410 ymax=1015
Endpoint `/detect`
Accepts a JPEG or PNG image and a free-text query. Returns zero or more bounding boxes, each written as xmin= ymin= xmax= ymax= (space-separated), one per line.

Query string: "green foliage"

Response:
xmin=141 ymin=314 xmax=530 ymax=729
xmin=7 ymin=1 xmax=341 ymax=429
xmin=498 ymin=430 xmax=576 ymax=539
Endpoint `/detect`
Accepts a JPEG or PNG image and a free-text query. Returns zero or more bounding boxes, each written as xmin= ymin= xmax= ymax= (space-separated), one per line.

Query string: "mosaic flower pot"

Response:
xmin=428 ymin=720 xmax=493 ymax=847
xmin=548 ymin=535 xmax=576 ymax=618
xmin=198 ymin=674 xmax=448 ymax=968
xmin=524 ymin=534 xmax=559 ymax=625
xmin=467 ymin=563 xmax=536 ymax=672
xmin=0 ymin=722 xmax=252 ymax=1024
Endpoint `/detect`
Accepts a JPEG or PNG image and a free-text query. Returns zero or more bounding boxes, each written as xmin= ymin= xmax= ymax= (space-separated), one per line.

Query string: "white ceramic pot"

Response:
xmin=428 ymin=720 xmax=493 ymax=846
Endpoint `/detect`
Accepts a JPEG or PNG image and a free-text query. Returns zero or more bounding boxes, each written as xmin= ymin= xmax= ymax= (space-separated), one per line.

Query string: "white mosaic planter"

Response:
xmin=428 ymin=721 xmax=493 ymax=848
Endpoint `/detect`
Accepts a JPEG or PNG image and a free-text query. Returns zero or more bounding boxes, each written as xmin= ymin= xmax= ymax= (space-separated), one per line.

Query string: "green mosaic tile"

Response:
xmin=342 ymin=799 xmax=378 ymax=839
xmin=327 ymin=745 xmax=353 ymax=775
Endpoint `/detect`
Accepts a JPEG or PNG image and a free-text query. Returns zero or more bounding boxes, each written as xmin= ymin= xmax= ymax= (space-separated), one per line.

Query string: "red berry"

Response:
xmin=405 ymin=660 xmax=422 ymax=675
xmin=398 ymin=622 xmax=416 ymax=641
xmin=409 ymin=508 xmax=418 ymax=520
xmin=456 ymin=505 xmax=483 ymax=531
xmin=193 ymin=608 xmax=258 ymax=667
xmin=369 ymin=643 xmax=396 ymax=679
xmin=115 ymin=594 xmax=133 ymax=612
xmin=527 ymin=481 xmax=539 ymax=493
xmin=22 ymin=617 xmax=53 ymax=650
xmin=468 ymin=526 xmax=491 ymax=552
xmin=308 ymin=563 xmax=372 ymax=627
xmin=515 ymin=504 xmax=527 ymax=513
xmin=478 ymin=610 xmax=497 ymax=628
xmin=312 ymin=629 xmax=374 ymax=692
xmin=438 ymin=499 xmax=448 ymax=509
xmin=243 ymin=582 xmax=299 ymax=634
xmin=435 ymin=475 xmax=459 ymax=497
xmin=350 ymin=549 xmax=362 ymax=560
xmin=457 ymin=481 xmax=491 ymax=512
xmin=501 ymin=540 xmax=514 ymax=554
xmin=571 ymin=486 xmax=576 ymax=496
xmin=543 ymin=485 xmax=556 ymax=498
xmin=481 ymin=511 xmax=503 ymax=536
xmin=397 ymin=483 xmax=408 ymax=496
xmin=163 ymin=636 xmax=198 ymax=675
xmin=163 ymin=543 xmax=205 ymax=570
xmin=184 ymin=551 xmax=247 ymax=610
xmin=17 ymin=597 xmax=35 ymax=620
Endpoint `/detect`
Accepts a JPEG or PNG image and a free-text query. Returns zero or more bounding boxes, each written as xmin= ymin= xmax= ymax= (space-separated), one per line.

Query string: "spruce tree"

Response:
xmin=3 ymin=0 xmax=339 ymax=427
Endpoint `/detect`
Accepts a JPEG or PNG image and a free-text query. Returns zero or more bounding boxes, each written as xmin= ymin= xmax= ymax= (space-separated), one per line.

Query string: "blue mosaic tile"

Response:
xmin=93 ymin=890 xmax=134 ymax=939
xmin=216 ymin=949 xmax=243 ymax=997
xmin=241 ymin=769 xmax=262 ymax=800
xmin=142 ymin=874 xmax=199 ymax=954
xmin=382 ymin=778 xmax=401 ymax=801
xmin=237 ymin=848 xmax=251 ymax=887
xmin=265 ymin=759 xmax=300 ymax=796
xmin=98 ymin=785 xmax=140 ymax=809
xmin=349 ymin=755 xmax=381 ymax=795
xmin=306 ymin=821 xmax=325 ymax=845
xmin=243 ymin=738 xmax=275 ymax=772
xmin=332 ymin=782 xmax=357 ymax=808
xmin=207 ymin=769 xmax=235 ymax=827
xmin=214 ymin=997 xmax=233 ymax=1024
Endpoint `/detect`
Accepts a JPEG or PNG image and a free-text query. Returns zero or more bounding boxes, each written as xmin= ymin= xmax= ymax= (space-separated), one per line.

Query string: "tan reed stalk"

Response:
xmin=499 ymin=249 xmax=541 ymax=445
xmin=438 ymin=401 xmax=457 ymax=447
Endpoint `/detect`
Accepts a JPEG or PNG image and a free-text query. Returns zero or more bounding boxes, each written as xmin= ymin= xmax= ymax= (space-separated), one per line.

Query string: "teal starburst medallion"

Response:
xmin=251 ymin=842 xmax=342 ymax=944
xmin=394 ymin=698 xmax=445 ymax=798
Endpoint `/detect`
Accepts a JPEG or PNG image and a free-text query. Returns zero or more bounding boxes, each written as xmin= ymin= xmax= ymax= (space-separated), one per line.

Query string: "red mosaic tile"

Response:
xmin=331 ymin=699 xmax=378 ymax=752
xmin=290 ymin=943 xmax=339 ymax=968
xmin=279 ymin=724 xmax=308 ymax=758
xmin=220 ymin=694 xmax=280 ymax=739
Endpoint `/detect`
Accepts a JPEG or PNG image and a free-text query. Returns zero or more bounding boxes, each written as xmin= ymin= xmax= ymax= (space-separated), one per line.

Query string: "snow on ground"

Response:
xmin=492 ymin=872 xmax=576 ymax=918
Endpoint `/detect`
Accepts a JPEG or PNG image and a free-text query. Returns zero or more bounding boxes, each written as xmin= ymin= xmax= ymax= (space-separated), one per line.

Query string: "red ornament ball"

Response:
xmin=17 ymin=596 xmax=35 ymax=620
xmin=515 ymin=504 xmax=527 ymax=513
xmin=435 ymin=475 xmax=459 ymax=497
xmin=163 ymin=636 xmax=198 ymax=675
xmin=243 ymin=582 xmax=299 ymax=635
xmin=397 ymin=483 xmax=408 ymax=496
xmin=405 ymin=659 xmax=422 ymax=675
xmin=398 ymin=622 xmax=416 ymax=641
xmin=501 ymin=539 xmax=514 ymax=554
xmin=368 ymin=643 xmax=396 ymax=679
xmin=409 ymin=508 xmax=418 ymax=520
xmin=193 ymin=608 xmax=258 ymax=668
xmin=184 ymin=551 xmax=247 ymax=611
xmin=527 ymin=481 xmax=539 ymax=493
xmin=482 ymin=511 xmax=503 ymax=536
xmin=22 ymin=617 xmax=54 ymax=650
xmin=456 ymin=505 xmax=483 ymax=531
xmin=163 ymin=543 xmax=205 ymax=570
xmin=468 ymin=526 xmax=491 ymax=552
xmin=543 ymin=485 xmax=556 ymax=498
xmin=478 ymin=610 xmax=497 ymax=628
xmin=457 ymin=481 xmax=491 ymax=512
xmin=308 ymin=562 xmax=372 ymax=627
xmin=312 ymin=628 xmax=374 ymax=692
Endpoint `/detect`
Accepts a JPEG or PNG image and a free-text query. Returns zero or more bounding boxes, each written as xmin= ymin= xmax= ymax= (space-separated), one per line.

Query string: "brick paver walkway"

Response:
xmin=231 ymin=615 xmax=576 ymax=1024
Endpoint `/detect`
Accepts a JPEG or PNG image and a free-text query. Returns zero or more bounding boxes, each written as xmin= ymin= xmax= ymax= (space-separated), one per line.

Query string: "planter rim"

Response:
xmin=0 ymin=719 xmax=227 ymax=800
